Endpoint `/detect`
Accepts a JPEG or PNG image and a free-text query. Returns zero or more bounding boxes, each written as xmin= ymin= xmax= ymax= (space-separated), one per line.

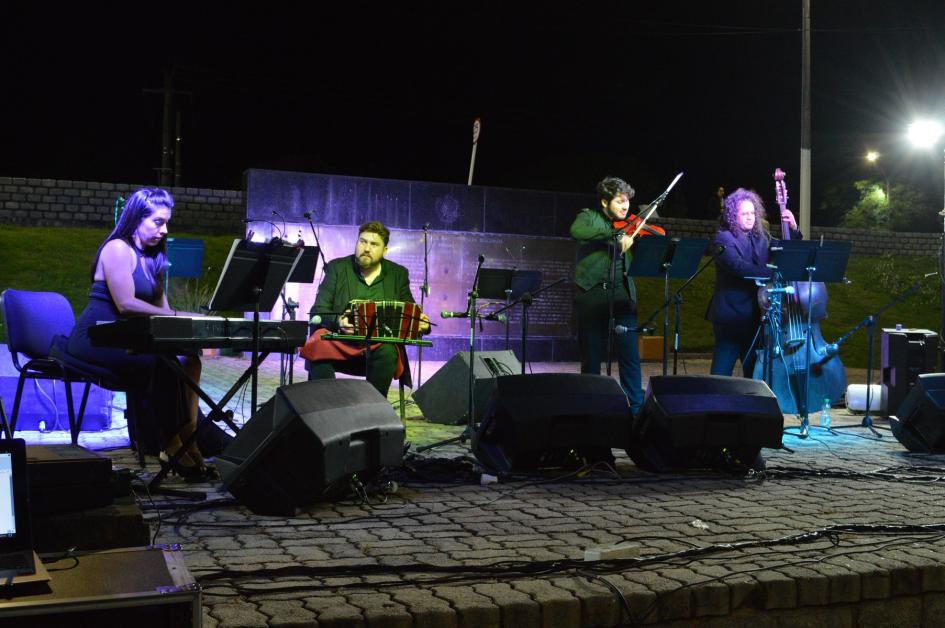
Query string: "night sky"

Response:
xmin=4 ymin=2 xmax=945 ymax=222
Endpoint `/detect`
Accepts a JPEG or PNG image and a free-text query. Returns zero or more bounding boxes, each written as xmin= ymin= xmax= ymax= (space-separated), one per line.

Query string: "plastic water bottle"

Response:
xmin=819 ymin=397 xmax=831 ymax=428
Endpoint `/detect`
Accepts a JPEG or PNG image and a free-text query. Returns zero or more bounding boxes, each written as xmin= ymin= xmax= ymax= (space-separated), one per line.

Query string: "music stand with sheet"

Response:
xmin=630 ymin=237 xmax=709 ymax=375
xmin=209 ymin=238 xmax=302 ymax=413
xmin=287 ymin=246 xmax=319 ymax=284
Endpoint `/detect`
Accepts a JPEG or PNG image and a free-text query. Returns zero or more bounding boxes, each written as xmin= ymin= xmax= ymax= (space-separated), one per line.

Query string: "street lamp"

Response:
xmin=865 ymin=150 xmax=890 ymax=203
xmin=907 ymin=118 xmax=945 ymax=368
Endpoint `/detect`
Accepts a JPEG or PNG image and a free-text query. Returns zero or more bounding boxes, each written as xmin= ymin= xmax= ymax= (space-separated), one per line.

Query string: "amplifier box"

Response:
xmin=27 ymin=445 xmax=114 ymax=516
xmin=0 ymin=546 xmax=200 ymax=627
xmin=882 ymin=328 xmax=938 ymax=418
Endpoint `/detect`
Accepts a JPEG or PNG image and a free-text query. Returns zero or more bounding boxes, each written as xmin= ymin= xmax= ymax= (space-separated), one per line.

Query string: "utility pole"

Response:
xmin=144 ymin=67 xmax=191 ymax=187
xmin=800 ymin=0 xmax=812 ymax=236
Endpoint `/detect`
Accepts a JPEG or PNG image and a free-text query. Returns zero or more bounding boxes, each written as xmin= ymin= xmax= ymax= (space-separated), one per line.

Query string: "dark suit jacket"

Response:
xmin=308 ymin=255 xmax=417 ymax=387
xmin=309 ymin=255 xmax=416 ymax=331
xmin=704 ymin=229 xmax=773 ymax=325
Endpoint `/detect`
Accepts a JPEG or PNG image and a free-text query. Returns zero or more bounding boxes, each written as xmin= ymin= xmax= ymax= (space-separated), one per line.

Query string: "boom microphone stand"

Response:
xmin=417 ymin=254 xmax=486 ymax=453
xmin=826 ymin=271 xmax=938 ymax=437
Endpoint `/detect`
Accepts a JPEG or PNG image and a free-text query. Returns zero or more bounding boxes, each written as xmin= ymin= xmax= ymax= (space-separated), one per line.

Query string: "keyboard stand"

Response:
xmin=145 ymin=351 xmax=271 ymax=498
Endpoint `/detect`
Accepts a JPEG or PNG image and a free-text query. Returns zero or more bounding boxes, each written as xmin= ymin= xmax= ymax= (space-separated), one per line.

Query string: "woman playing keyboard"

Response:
xmin=67 ymin=188 xmax=212 ymax=480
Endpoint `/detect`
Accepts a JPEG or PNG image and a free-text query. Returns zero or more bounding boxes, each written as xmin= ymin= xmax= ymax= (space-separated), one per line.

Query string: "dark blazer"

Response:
xmin=309 ymin=255 xmax=416 ymax=331
xmin=704 ymin=229 xmax=773 ymax=325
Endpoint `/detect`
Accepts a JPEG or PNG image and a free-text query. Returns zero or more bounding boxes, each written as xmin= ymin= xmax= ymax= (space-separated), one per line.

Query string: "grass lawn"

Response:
xmin=0 ymin=225 xmax=939 ymax=369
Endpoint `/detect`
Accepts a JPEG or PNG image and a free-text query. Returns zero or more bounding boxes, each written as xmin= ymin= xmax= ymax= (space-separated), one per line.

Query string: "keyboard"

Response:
xmin=88 ymin=316 xmax=309 ymax=354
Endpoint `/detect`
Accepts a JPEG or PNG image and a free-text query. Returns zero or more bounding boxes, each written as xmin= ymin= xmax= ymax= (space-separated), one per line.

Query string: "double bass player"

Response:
xmin=705 ymin=188 xmax=799 ymax=377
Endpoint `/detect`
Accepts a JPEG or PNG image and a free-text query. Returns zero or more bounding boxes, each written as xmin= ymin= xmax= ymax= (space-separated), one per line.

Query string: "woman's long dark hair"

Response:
xmin=90 ymin=188 xmax=173 ymax=296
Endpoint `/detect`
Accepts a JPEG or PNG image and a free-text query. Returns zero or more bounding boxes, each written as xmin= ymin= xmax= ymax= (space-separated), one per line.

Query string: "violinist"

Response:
xmin=705 ymin=188 xmax=799 ymax=377
xmin=570 ymin=176 xmax=665 ymax=414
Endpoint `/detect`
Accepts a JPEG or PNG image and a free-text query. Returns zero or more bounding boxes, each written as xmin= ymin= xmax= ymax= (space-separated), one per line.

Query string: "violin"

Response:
xmin=612 ymin=214 xmax=666 ymax=240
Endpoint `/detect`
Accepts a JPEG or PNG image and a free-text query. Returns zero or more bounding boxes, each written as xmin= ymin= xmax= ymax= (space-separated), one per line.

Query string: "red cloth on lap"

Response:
xmin=299 ymin=328 xmax=405 ymax=380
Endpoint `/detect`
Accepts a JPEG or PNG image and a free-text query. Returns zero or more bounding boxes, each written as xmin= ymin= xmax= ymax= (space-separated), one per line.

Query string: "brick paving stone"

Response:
xmin=389 ymin=589 xmax=457 ymax=628
xmin=552 ymin=576 xmax=622 ymax=628
xmin=257 ymin=600 xmax=319 ymax=626
xmin=209 ymin=600 xmax=270 ymax=627
xmin=509 ymin=579 xmax=581 ymax=628
xmin=472 ymin=582 xmax=541 ymax=627
xmin=346 ymin=593 xmax=412 ymax=628
xmin=304 ymin=596 xmax=365 ymax=627
xmin=431 ymin=585 xmax=501 ymax=628
xmin=772 ymin=565 xmax=831 ymax=607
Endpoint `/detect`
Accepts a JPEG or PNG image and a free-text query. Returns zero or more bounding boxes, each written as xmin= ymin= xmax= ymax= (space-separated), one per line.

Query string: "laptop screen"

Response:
xmin=0 ymin=452 xmax=15 ymax=537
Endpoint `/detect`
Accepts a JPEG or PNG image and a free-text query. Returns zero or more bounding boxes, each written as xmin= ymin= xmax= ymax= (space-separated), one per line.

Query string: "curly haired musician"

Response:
xmin=303 ymin=221 xmax=430 ymax=397
xmin=705 ymin=188 xmax=799 ymax=377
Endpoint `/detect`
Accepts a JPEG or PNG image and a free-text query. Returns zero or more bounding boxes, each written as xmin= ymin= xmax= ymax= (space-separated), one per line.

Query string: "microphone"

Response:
xmin=766 ymin=286 xmax=796 ymax=295
xmin=481 ymin=313 xmax=507 ymax=323
xmin=309 ymin=314 xmax=323 ymax=325
xmin=478 ymin=254 xmax=485 ymax=264
xmin=818 ymin=343 xmax=839 ymax=357
xmin=615 ymin=325 xmax=652 ymax=335
xmin=422 ymin=223 xmax=430 ymax=230
xmin=441 ymin=310 xmax=469 ymax=319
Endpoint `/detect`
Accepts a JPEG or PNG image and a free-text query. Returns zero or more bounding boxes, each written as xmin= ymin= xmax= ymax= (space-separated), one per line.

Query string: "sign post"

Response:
xmin=467 ymin=117 xmax=481 ymax=186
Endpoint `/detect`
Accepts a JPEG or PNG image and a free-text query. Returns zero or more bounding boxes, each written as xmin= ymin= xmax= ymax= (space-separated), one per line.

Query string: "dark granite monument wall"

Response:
xmin=245 ymin=169 xmax=595 ymax=362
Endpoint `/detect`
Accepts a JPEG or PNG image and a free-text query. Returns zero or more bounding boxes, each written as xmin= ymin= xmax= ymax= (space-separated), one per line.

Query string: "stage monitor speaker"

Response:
xmin=628 ymin=375 xmax=783 ymax=472
xmin=890 ymin=373 xmax=945 ymax=453
xmin=216 ymin=379 xmax=404 ymax=516
xmin=413 ymin=350 xmax=522 ymax=425
xmin=882 ymin=328 xmax=938 ymax=418
xmin=472 ymin=373 xmax=631 ymax=472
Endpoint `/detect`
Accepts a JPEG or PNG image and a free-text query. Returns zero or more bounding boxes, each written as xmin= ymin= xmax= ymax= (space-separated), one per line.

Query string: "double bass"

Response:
xmin=752 ymin=169 xmax=846 ymax=415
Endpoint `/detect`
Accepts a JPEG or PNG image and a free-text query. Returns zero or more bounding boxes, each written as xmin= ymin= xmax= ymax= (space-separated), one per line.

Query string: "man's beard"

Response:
xmin=357 ymin=254 xmax=377 ymax=270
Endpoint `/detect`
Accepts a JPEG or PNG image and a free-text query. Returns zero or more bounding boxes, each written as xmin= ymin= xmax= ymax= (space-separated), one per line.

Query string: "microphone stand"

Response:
xmin=416 ymin=225 xmax=431 ymax=387
xmin=488 ymin=277 xmax=566 ymax=375
xmin=278 ymin=290 xmax=299 ymax=386
xmin=304 ymin=213 xmax=329 ymax=271
xmin=417 ymin=254 xmax=485 ymax=453
xmin=637 ymin=246 xmax=723 ymax=374
xmin=825 ymin=272 xmax=935 ymax=437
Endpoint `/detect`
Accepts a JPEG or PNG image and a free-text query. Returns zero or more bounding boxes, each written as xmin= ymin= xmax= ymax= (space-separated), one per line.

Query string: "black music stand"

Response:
xmin=769 ymin=239 xmax=851 ymax=438
xmin=478 ymin=268 xmax=516 ymax=349
xmin=630 ymin=237 xmax=708 ymax=375
xmin=209 ymin=238 xmax=303 ymax=414
xmin=488 ymin=271 xmax=551 ymax=374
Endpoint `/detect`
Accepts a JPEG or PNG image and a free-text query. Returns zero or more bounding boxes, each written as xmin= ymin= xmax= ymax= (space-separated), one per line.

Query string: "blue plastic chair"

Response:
xmin=0 ymin=289 xmax=118 ymax=445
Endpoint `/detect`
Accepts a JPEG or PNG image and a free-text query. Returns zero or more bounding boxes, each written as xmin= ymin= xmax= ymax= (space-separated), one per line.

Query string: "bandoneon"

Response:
xmin=349 ymin=300 xmax=423 ymax=340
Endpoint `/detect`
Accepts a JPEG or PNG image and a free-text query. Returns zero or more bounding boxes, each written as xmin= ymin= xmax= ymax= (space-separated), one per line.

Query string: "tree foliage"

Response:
xmin=837 ymin=179 xmax=939 ymax=232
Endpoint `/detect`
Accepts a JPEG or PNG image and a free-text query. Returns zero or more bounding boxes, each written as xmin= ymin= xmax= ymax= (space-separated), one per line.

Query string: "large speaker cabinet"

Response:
xmin=413 ymin=350 xmax=522 ymax=425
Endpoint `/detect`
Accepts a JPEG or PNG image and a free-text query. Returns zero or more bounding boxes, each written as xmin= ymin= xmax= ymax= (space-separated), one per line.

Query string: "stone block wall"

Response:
xmin=0 ymin=176 xmax=244 ymax=234
xmin=1 ymin=174 xmax=941 ymax=257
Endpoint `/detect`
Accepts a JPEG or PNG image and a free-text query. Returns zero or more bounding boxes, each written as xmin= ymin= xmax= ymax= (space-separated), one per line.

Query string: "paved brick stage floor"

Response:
xmin=9 ymin=353 xmax=945 ymax=627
